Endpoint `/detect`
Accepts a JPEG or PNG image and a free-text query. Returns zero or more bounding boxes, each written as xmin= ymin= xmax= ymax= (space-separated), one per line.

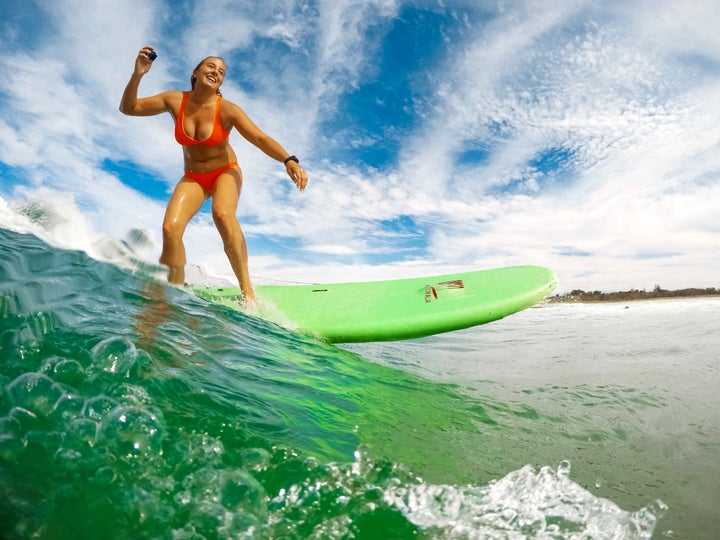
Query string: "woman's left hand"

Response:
xmin=286 ymin=162 xmax=308 ymax=191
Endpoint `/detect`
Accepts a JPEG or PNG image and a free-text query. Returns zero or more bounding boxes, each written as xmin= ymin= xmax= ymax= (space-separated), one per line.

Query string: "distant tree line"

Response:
xmin=548 ymin=285 xmax=720 ymax=303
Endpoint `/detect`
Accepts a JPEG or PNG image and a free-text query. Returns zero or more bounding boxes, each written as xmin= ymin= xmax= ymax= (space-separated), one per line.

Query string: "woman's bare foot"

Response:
xmin=242 ymin=294 xmax=259 ymax=312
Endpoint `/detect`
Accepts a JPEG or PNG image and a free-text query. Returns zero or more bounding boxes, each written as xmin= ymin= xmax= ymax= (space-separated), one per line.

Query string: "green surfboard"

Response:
xmin=194 ymin=265 xmax=557 ymax=343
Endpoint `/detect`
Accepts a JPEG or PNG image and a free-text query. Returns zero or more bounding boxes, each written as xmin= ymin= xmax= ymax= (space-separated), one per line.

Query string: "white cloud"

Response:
xmin=1 ymin=0 xmax=718 ymax=294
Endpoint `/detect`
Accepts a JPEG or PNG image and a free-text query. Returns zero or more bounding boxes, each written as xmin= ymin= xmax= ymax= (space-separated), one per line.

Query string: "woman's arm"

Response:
xmin=119 ymin=46 xmax=173 ymax=116
xmin=225 ymin=101 xmax=308 ymax=190
xmin=225 ymin=101 xmax=290 ymax=161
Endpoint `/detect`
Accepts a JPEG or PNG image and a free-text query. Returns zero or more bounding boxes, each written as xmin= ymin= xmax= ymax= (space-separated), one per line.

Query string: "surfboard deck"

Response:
xmin=193 ymin=265 xmax=557 ymax=343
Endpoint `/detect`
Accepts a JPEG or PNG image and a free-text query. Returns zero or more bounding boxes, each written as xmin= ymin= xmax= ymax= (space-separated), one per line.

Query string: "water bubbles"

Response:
xmin=118 ymin=486 xmax=176 ymax=533
xmin=14 ymin=311 xmax=57 ymax=345
xmin=174 ymin=465 xmax=267 ymax=537
xmin=90 ymin=337 xmax=152 ymax=380
xmin=53 ymin=447 xmax=83 ymax=470
xmin=556 ymin=459 xmax=571 ymax=478
xmin=517 ymin=509 xmax=545 ymax=535
xmin=51 ymin=359 xmax=85 ymax=385
xmin=649 ymin=499 xmax=669 ymax=517
xmin=0 ymin=415 xmax=22 ymax=438
xmin=219 ymin=469 xmax=267 ymax=511
xmin=186 ymin=500 xmax=226 ymax=538
xmin=7 ymin=406 xmax=38 ymax=429
xmin=26 ymin=429 xmax=64 ymax=449
xmin=91 ymin=465 xmax=118 ymax=486
xmin=83 ymin=395 xmax=120 ymax=421
xmin=166 ymin=430 xmax=225 ymax=475
xmin=6 ymin=372 xmax=64 ymax=417
xmin=240 ymin=447 xmax=271 ymax=471
xmin=113 ymin=383 xmax=153 ymax=406
xmin=0 ymin=415 xmax=25 ymax=462
xmin=52 ymin=392 xmax=84 ymax=422
xmin=67 ymin=417 xmax=99 ymax=450
xmin=631 ymin=499 xmax=669 ymax=535
xmin=170 ymin=526 xmax=206 ymax=540
xmin=0 ymin=434 xmax=24 ymax=462
xmin=98 ymin=405 xmax=165 ymax=460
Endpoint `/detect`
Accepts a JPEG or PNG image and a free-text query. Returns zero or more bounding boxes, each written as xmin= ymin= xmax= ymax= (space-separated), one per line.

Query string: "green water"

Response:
xmin=0 ymin=227 xmax=666 ymax=538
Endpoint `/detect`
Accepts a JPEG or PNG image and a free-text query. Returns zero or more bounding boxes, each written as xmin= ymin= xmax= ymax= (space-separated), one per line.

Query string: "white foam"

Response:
xmin=0 ymin=193 xmax=303 ymax=290
xmin=0 ymin=194 xmax=158 ymax=274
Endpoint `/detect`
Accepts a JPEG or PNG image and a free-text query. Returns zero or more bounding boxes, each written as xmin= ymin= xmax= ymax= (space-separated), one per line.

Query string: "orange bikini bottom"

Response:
xmin=184 ymin=162 xmax=238 ymax=191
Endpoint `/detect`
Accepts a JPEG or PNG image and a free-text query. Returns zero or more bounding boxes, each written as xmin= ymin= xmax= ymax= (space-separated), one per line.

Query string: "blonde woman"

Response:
xmin=120 ymin=46 xmax=308 ymax=303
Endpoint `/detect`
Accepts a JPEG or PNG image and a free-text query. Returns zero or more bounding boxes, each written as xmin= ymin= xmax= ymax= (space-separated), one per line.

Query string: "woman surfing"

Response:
xmin=120 ymin=46 xmax=308 ymax=304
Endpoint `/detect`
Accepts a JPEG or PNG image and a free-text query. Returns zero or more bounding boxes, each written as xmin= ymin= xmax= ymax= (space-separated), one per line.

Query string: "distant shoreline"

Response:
xmin=546 ymin=287 xmax=720 ymax=304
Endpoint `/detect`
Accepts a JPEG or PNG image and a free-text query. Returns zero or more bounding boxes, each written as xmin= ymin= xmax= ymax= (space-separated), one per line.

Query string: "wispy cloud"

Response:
xmin=0 ymin=0 xmax=718 ymax=292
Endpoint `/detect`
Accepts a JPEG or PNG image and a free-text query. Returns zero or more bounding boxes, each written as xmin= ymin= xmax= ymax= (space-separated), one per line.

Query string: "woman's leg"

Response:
xmin=160 ymin=178 xmax=207 ymax=284
xmin=210 ymin=167 xmax=256 ymax=302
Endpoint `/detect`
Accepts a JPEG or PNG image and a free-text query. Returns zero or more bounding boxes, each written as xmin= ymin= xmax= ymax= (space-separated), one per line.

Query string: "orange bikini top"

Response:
xmin=174 ymin=92 xmax=230 ymax=146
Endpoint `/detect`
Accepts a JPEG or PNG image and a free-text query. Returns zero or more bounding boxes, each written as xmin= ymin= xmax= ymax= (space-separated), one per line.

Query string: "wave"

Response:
xmin=0 ymin=225 xmax=665 ymax=538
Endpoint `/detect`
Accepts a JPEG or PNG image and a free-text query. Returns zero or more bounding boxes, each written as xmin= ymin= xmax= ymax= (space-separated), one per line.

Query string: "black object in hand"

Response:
xmin=147 ymin=50 xmax=157 ymax=61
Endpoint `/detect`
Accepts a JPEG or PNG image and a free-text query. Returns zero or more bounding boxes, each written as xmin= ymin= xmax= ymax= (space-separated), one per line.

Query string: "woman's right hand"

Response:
xmin=134 ymin=46 xmax=156 ymax=76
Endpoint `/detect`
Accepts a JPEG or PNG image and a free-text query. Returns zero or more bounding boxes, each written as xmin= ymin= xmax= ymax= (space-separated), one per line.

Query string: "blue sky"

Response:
xmin=1 ymin=0 xmax=719 ymax=292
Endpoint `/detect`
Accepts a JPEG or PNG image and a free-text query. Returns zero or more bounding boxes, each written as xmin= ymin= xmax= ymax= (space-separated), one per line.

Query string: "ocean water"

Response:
xmin=346 ymin=297 xmax=720 ymax=539
xmin=0 ymin=205 xmax=717 ymax=538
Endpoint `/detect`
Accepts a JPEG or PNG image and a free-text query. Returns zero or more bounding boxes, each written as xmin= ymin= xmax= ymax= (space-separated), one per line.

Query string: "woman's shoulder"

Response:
xmin=162 ymin=90 xmax=186 ymax=101
xmin=158 ymin=90 xmax=185 ymax=114
xmin=219 ymin=94 xmax=239 ymax=107
xmin=218 ymin=96 xmax=246 ymax=118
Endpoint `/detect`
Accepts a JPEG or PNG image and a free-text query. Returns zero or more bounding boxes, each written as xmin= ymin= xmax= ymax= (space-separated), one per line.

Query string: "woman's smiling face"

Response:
xmin=192 ymin=57 xmax=226 ymax=90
